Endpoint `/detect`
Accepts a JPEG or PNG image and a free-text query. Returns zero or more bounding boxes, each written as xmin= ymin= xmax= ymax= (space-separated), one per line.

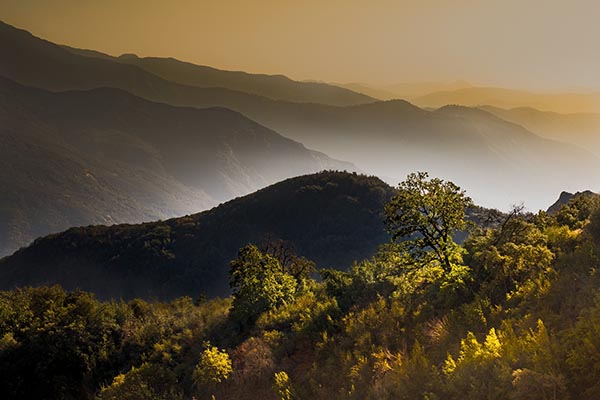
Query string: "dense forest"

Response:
xmin=2 ymin=172 xmax=600 ymax=399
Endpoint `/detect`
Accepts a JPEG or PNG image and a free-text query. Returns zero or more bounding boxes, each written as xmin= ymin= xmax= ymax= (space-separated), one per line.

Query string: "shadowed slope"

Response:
xmin=0 ymin=172 xmax=395 ymax=300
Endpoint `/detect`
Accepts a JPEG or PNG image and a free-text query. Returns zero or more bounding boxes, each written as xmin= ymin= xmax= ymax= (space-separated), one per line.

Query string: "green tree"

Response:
xmin=229 ymin=245 xmax=297 ymax=325
xmin=384 ymin=172 xmax=473 ymax=272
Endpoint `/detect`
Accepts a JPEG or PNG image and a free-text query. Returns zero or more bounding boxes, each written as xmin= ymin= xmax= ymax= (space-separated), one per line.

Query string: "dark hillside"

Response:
xmin=0 ymin=172 xmax=395 ymax=300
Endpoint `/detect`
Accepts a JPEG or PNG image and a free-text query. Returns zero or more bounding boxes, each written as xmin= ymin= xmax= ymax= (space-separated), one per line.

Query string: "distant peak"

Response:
xmin=118 ymin=53 xmax=139 ymax=60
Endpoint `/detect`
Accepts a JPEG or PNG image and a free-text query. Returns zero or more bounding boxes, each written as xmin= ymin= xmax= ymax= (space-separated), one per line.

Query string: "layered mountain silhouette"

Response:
xmin=0 ymin=77 xmax=353 ymax=256
xmin=479 ymin=106 xmax=600 ymax=157
xmin=0 ymin=172 xmax=395 ymax=299
xmin=336 ymin=80 xmax=472 ymax=101
xmin=82 ymin=50 xmax=375 ymax=106
xmin=2 ymin=21 xmax=374 ymax=107
xmin=413 ymin=86 xmax=600 ymax=114
xmin=2 ymin=20 xmax=599 ymax=212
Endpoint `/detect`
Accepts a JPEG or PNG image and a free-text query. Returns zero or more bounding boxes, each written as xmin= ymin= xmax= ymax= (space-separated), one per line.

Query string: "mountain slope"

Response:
xmin=109 ymin=53 xmax=375 ymax=106
xmin=0 ymin=172 xmax=395 ymax=300
xmin=0 ymin=77 xmax=353 ymax=256
xmin=479 ymin=105 xmax=600 ymax=157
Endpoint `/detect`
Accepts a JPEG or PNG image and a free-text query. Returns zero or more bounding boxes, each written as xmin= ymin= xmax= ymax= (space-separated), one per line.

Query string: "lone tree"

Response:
xmin=229 ymin=245 xmax=297 ymax=326
xmin=384 ymin=172 xmax=473 ymax=272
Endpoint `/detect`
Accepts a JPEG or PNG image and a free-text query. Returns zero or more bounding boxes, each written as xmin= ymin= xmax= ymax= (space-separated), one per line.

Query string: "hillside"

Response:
xmin=479 ymin=105 xmax=600 ymax=156
xmin=0 ymin=172 xmax=395 ymax=299
xmin=547 ymin=190 xmax=598 ymax=214
xmin=0 ymin=78 xmax=353 ymax=256
xmin=3 ymin=21 xmax=599 ymax=210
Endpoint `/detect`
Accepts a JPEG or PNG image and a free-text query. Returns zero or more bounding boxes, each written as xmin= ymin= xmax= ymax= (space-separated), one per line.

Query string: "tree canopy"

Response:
xmin=229 ymin=245 xmax=297 ymax=326
xmin=384 ymin=172 xmax=473 ymax=272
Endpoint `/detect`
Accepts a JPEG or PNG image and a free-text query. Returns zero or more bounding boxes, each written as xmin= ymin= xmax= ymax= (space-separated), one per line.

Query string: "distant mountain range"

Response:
xmin=479 ymin=106 xmax=600 ymax=157
xmin=413 ymin=86 xmax=600 ymax=114
xmin=0 ymin=77 xmax=353 ymax=256
xmin=0 ymin=172 xmax=395 ymax=299
xmin=2 ymin=20 xmax=599 ymax=211
xmin=338 ymin=81 xmax=600 ymax=114
xmin=336 ymin=80 xmax=473 ymax=101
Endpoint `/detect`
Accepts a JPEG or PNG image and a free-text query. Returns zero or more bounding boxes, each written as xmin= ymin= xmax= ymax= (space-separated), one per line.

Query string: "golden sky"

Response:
xmin=2 ymin=0 xmax=599 ymax=90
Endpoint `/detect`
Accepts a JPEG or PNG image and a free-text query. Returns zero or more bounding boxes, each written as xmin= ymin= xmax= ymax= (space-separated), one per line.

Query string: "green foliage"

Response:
xmin=588 ymin=207 xmax=600 ymax=244
xmin=99 ymin=363 xmax=183 ymax=400
xmin=466 ymin=214 xmax=555 ymax=309
xmin=554 ymin=193 xmax=600 ymax=229
xmin=381 ymin=172 xmax=474 ymax=316
xmin=385 ymin=171 xmax=473 ymax=272
xmin=565 ymin=297 xmax=600 ymax=398
xmin=229 ymin=245 xmax=297 ymax=326
xmin=1 ymin=174 xmax=600 ymax=399
xmin=0 ymin=286 xmax=122 ymax=399
xmin=0 ymin=285 xmax=230 ymax=399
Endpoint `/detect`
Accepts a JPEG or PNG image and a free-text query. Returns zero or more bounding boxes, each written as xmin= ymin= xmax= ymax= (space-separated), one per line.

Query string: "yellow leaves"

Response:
xmin=484 ymin=328 xmax=502 ymax=358
xmin=193 ymin=344 xmax=233 ymax=386
xmin=443 ymin=354 xmax=457 ymax=375
xmin=444 ymin=327 xmax=504 ymax=376
xmin=273 ymin=371 xmax=294 ymax=400
xmin=111 ymin=372 xmax=126 ymax=387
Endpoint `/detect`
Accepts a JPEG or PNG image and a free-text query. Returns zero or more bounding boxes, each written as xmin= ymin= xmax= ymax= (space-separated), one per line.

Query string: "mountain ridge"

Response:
xmin=0 ymin=171 xmax=396 ymax=299
xmin=0 ymin=77 xmax=354 ymax=257
xmin=58 ymin=44 xmax=377 ymax=106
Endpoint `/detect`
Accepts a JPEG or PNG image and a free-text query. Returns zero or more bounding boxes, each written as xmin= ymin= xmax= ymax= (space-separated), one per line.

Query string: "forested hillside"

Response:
xmin=2 ymin=174 xmax=600 ymax=399
xmin=0 ymin=172 xmax=394 ymax=299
